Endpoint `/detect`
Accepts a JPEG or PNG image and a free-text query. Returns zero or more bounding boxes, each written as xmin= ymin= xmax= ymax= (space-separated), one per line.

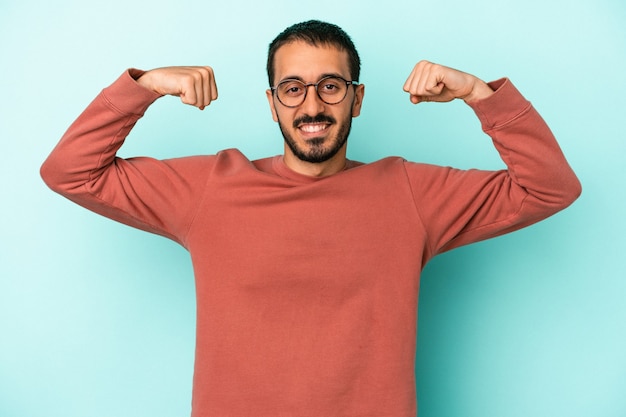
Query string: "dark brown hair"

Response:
xmin=267 ymin=20 xmax=361 ymax=86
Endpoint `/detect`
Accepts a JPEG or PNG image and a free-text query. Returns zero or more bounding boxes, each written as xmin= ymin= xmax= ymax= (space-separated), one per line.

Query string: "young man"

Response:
xmin=41 ymin=20 xmax=580 ymax=417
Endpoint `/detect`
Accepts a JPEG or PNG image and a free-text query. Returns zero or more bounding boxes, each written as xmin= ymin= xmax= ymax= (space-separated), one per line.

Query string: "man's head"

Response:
xmin=266 ymin=20 xmax=365 ymax=172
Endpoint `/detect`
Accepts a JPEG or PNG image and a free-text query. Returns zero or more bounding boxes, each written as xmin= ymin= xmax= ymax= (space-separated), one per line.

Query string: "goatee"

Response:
xmin=278 ymin=113 xmax=352 ymax=164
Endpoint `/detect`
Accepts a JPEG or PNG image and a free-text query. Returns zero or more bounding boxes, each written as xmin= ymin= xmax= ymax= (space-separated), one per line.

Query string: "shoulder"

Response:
xmin=160 ymin=149 xmax=251 ymax=177
xmin=339 ymin=157 xmax=440 ymax=185
xmin=356 ymin=157 xmax=437 ymax=176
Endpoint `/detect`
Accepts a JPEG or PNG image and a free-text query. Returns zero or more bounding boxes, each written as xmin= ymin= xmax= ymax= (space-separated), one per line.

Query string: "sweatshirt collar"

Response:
xmin=271 ymin=155 xmax=360 ymax=183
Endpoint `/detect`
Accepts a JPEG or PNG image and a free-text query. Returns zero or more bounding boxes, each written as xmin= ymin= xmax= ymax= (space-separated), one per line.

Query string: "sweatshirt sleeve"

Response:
xmin=40 ymin=69 xmax=215 ymax=247
xmin=404 ymin=78 xmax=581 ymax=257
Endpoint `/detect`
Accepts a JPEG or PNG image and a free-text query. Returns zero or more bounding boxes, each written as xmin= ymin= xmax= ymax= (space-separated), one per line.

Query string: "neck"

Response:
xmin=283 ymin=147 xmax=348 ymax=177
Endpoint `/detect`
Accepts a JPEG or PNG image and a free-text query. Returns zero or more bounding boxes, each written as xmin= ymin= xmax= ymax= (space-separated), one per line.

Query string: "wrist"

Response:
xmin=136 ymin=70 xmax=155 ymax=91
xmin=462 ymin=79 xmax=494 ymax=104
xmin=128 ymin=68 xmax=147 ymax=81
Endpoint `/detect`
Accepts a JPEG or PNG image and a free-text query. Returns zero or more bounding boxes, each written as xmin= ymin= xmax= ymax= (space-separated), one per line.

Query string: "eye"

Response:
xmin=279 ymin=81 xmax=304 ymax=96
xmin=319 ymin=78 xmax=343 ymax=94
xmin=286 ymin=86 xmax=302 ymax=94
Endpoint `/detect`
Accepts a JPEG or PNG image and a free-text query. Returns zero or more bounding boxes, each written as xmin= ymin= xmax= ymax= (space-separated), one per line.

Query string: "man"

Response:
xmin=41 ymin=20 xmax=580 ymax=417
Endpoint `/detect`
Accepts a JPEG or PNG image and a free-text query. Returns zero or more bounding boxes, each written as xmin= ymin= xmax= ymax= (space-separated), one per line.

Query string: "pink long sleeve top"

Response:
xmin=41 ymin=69 xmax=581 ymax=417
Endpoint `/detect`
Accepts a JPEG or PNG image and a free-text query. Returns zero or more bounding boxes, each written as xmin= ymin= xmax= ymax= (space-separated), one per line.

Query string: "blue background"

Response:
xmin=1 ymin=1 xmax=624 ymax=416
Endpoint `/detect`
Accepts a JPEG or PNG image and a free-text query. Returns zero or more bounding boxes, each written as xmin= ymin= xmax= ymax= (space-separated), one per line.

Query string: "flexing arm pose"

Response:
xmin=40 ymin=20 xmax=580 ymax=417
xmin=41 ymin=58 xmax=580 ymax=247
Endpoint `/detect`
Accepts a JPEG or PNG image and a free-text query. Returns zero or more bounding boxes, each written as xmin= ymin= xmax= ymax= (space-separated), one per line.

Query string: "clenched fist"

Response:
xmin=403 ymin=61 xmax=493 ymax=104
xmin=137 ymin=66 xmax=218 ymax=110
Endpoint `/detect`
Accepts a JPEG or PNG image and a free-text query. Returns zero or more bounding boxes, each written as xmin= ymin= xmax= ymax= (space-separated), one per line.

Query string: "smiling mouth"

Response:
xmin=298 ymin=123 xmax=330 ymax=134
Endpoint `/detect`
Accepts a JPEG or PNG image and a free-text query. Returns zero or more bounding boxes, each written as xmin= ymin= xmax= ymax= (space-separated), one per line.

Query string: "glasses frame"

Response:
xmin=271 ymin=75 xmax=359 ymax=108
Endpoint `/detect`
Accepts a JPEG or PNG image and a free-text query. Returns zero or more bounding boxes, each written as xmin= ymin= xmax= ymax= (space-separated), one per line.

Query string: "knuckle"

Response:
xmin=182 ymin=72 xmax=196 ymax=84
xmin=198 ymin=66 xmax=214 ymax=80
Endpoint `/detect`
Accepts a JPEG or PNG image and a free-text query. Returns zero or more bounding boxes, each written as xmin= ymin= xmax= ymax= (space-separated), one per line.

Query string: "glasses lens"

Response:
xmin=316 ymin=77 xmax=348 ymax=104
xmin=277 ymin=80 xmax=306 ymax=107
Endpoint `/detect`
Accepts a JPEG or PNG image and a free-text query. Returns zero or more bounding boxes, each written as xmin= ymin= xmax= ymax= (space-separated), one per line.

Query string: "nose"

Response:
xmin=300 ymin=84 xmax=325 ymax=115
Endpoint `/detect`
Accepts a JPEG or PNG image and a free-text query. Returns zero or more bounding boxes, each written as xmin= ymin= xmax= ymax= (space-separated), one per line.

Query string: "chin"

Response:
xmin=279 ymin=117 xmax=351 ymax=164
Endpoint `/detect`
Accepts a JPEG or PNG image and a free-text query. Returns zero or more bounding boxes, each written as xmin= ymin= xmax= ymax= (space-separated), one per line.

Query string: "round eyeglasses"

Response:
xmin=271 ymin=76 xmax=359 ymax=108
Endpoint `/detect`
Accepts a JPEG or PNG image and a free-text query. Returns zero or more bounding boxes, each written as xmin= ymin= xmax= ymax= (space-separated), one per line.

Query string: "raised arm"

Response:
xmin=401 ymin=61 xmax=581 ymax=255
xmin=40 ymin=67 xmax=219 ymax=246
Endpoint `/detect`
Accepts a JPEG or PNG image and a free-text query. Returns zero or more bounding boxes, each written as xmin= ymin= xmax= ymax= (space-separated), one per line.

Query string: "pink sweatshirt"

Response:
xmin=41 ymin=69 xmax=580 ymax=417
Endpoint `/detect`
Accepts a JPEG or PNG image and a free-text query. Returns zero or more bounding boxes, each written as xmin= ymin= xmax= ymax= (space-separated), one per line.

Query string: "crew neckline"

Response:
xmin=271 ymin=155 xmax=361 ymax=183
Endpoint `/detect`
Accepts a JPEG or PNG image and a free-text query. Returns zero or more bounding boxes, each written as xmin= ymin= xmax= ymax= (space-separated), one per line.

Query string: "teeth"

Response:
xmin=300 ymin=124 xmax=328 ymax=133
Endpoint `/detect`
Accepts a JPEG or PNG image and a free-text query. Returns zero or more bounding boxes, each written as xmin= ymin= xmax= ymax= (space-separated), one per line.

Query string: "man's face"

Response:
xmin=266 ymin=41 xmax=364 ymax=165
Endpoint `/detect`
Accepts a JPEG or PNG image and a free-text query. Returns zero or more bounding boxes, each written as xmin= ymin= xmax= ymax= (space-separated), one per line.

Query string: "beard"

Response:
xmin=278 ymin=112 xmax=353 ymax=164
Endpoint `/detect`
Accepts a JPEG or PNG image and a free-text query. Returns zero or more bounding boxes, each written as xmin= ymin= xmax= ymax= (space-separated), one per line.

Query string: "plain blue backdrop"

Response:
xmin=1 ymin=1 xmax=624 ymax=416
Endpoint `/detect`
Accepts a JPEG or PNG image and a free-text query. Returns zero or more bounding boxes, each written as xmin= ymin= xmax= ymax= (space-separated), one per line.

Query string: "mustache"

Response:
xmin=293 ymin=114 xmax=336 ymax=128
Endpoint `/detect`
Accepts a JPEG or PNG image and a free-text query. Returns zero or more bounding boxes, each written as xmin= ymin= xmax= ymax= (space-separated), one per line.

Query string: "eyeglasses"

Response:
xmin=271 ymin=76 xmax=358 ymax=108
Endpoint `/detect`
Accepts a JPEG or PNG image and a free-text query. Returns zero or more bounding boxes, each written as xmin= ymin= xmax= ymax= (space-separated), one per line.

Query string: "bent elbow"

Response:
xmin=543 ymin=172 xmax=582 ymax=212
xmin=524 ymin=169 xmax=582 ymax=216
xmin=561 ymin=176 xmax=582 ymax=208
xmin=40 ymin=156 xmax=61 ymax=192
xmin=40 ymin=155 xmax=76 ymax=195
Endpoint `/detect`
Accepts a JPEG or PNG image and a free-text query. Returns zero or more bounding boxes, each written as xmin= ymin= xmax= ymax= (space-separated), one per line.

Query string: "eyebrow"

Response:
xmin=278 ymin=72 xmax=349 ymax=84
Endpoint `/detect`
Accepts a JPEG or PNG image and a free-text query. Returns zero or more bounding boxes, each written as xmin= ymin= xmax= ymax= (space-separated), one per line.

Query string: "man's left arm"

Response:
xmin=403 ymin=61 xmax=582 ymax=255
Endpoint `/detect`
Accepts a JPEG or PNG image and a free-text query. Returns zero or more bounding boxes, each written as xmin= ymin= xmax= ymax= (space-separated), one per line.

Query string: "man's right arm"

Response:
xmin=40 ymin=68 xmax=218 ymax=246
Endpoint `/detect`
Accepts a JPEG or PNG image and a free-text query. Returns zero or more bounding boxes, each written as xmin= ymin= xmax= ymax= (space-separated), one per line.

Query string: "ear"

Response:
xmin=266 ymin=89 xmax=279 ymax=122
xmin=351 ymin=84 xmax=365 ymax=117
